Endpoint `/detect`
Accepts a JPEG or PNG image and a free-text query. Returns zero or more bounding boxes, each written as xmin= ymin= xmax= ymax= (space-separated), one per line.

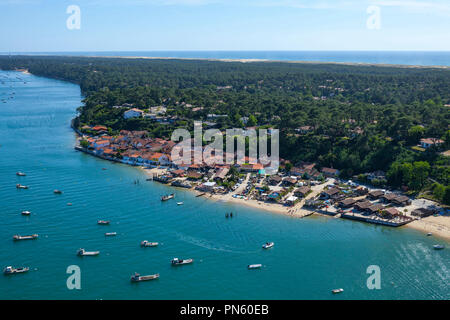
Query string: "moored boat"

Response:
xmin=262 ymin=242 xmax=274 ymax=249
xmin=130 ymin=272 xmax=159 ymax=282
xmin=105 ymin=232 xmax=117 ymax=236
xmin=171 ymin=258 xmax=193 ymax=266
xmin=141 ymin=240 xmax=158 ymax=247
xmin=177 ymin=202 xmax=184 ymax=205
xmin=53 ymin=190 xmax=63 ymax=194
xmin=248 ymin=264 xmax=262 ymax=269
xmin=427 ymin=232 xmax=432 ymax=236
xmin=77 ymin=248 xmax=100 ymax=256
xmin=16 ymin=172 xmax=26 ymax=176
xmin=3 ymin=266 xmax=29 ymax=275
xmin=433 ymin=244 xmax=445 ymax=250
xmin=21 ymin=211 xmax=31 ymax=216
xmin=13 ymin=234 xmax=38 ymax=241
xmin=161 ymin=193 xmax=175 ymax=201
xmin=332 ymin=288 xmax=344 ymax=294
xmin=98 ymin=220 xmax=110 ymax=225
xmin=16 ymin=184 xmax=28 ymax=189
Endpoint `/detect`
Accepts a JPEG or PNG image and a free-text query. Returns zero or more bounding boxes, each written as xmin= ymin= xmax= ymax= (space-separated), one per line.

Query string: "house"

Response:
xmin=321 ymin=167 xmax=340 ymax=177
xmin=240 ymin=163 xmax=264 ymax=172
xmin=214 ymin=167 xmax=229 ymax=181
xmin=294 ymin=186 xmax=311 ymax=198
xmin=368 ymin=190 xmax=384 ymax=200
xmin=187 ymin=171 xmax=203 ymax=180
xmin=391 ymin=195 xmax=411 ymax=206
xmin=355 ymin=186 xmax=369 ymax=195
xmin=320 ymin=188 xmax=340 ymax=199
xmin=196 ymin=181 xmax=216 ymax=192
xmin=295 ymin=126 xmax=314 ymax=134
xmin=381 ymin=193 xmax=397 ymax=203
xmin=339 ymin=198 xmax=357 ymax=208
xmin=124 ymin=108 xmax=144 ymax=119
xmin=268 ymin=175 xmax=282 ymax=186
xmin=411 ymin=208 xmax=434 ymax=218
xmin=282 ymin=177 xmax=297 ymax=186
xmin=93 ymin=139 xmax=110 ymax=149
xmin=285 ymin=196 xmax=298 ymax=206
xmin=171 ymin=169 xmax=186 ymax=177
xmin=92 ymin=125 xmax=108 ymax=132
xmin=382 ymin=207 xmax=400 ymax=218
xmin=354 ymin=201 xmax=372 ymax=211
xmin=367 ymin=203 xmax=384 ymax=214
xmin=420 ymin=138 xmax=444 ymax=149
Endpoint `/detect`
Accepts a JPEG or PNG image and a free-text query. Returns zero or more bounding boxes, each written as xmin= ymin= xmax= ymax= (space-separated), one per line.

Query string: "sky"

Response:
xmin=0 ymin=0 xmax=449 ymax=52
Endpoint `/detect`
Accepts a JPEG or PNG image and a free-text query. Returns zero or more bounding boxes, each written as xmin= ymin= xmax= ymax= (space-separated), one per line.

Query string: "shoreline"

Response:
xmin=139 ymin=167 xmax=450 ymax=241
xmin=5 ymin=53 xmax=450 ymax=69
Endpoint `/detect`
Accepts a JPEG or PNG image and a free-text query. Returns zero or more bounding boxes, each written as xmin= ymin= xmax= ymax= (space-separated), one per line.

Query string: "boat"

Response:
xmin=332 ymin=288 xmax=344 ymax=294
xmin=77 ymin=248 xmax=100 ymax=256
xmin=171 ymin=258 xmax=193 ymax=266
xmin=53 ymin=190 xmax=63 ymax=194
xmin=105 ymin=232 xmax=117 ymax=236
xmin=248 ymin=264 xmax=262 ymax=269
xmin=16 ymin=172 xmax=26 ymax=176
xmin=130 ymin=272 xmax=159 ymax=282
xmin=433 ymin=244 xmax=445 ymax=250
xmin=141 ymin=240 xmax=159 ymax=247
xmin=3 ymin=266 xmax=29 ymax=275
xmin=21 ymin=211 xmax=31 ymax=216
xmin=262 ymin=242 xmax=274 ymax=249
xmin=16 ymin=184 xmax=28 ymax=189
xmin=97 ymin=220 xmax=110 ymax=225
xmin=13 ymin=234 xmax=38 ymax=241
xmin=427 ymin=232 xmax=433 ymax=236
xmin=161 ymin=193 xmax=175 ymax=201
xmin=177 ymin=202 xmax=184 ymax=205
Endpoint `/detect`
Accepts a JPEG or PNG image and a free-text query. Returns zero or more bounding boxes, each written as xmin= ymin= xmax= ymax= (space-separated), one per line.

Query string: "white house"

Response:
xmin=124 ymin=108 xmax=144 ymax=119
xmin=420 ymin=138 xmax=444 ymax=149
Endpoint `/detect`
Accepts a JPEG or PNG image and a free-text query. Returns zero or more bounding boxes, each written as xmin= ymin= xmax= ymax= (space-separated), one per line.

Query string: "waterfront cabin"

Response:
xmin=382 ymin=207 xmax=400 ymax=219
xmin=294 ymin=186 xmax=311 ymax=198
xmin=368 ymin=190 xmax=384 ymax=200
xmin=367 ymin=203 xmax=384 ymax=214
xmin=411 ymin=208 xmax=434 ymax=218
xmin=320 ymin=188 xmax=340 ymax=200
xmin=354 ymin=201 xmax=372 ymax=211
xmin=381 ymin=193 xmax=397 ymax=203
xmin=285 ymin=196 xmax=298 ymax=206
xmin=339 ymin=198 xmax=357 ymax=208
xmin=391 ymin=195 xmax=411 ymax=206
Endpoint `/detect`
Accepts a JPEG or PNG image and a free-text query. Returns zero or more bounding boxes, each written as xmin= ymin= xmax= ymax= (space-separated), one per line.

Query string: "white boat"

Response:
xmin=97 ymin=220 xmax=110 ymax=225
xmin=130 ymin=272 xmax=159 ymax=282
xmin=332 ymin=288 xmax=344 ymax=294
xmin=3 ymin=266 xmax=29 ymax=275
xmin=16 ymin=184 xmax=28 ymax=189
xmin=77 ymin=248 xmax=100 ymax=256
xmin=177 ymin=202 xmax=184 ymax=205
xmin=21 ymin=211 xmax=31 ymax=216
xmin=105 ymin=232 xmax=117 ymax=236
xmin=427 ymin=232 xmax=433 ymax=236
xmin=53 ymin=190 xmax=63 ymax=194
xmin=141 ymin=240 xmax=159 ymax=247
xmin=248 ymin=264 xmax=262 ymax=269
xmin=13 ymin=234 xmax=38 ymax=241
xmin=161 ymin=193 xmax=175 ymax=201
xmin=171 ymin=258 xmax=193 ymax=266
xmin=433 ymin=244 xmax=445 ymax=250
xmin=262 ymin=242 xmax=274 ymax=249
xmin=16 ymin=172 xmax=26 ymax=177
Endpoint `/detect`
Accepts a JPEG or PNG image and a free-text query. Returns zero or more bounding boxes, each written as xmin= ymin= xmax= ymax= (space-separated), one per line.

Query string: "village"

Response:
xmin=74 ymin=124 xmax=449 ymax=238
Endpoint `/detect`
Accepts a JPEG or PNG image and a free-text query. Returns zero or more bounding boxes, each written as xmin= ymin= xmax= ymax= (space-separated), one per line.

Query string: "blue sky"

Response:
xmin=0 ymin=0 xmax=449 ymax=52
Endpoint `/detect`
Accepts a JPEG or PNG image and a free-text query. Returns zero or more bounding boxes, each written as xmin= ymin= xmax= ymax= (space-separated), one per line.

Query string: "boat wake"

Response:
xmin=173 ymin=232 xmax=257 ymax=254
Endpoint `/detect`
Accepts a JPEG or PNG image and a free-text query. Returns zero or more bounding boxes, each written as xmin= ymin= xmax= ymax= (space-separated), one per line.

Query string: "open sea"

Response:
xmin=2 ymin=51 xmax=450 ymax=66
xmin=0 ymin=70 xmax=449 ymax=300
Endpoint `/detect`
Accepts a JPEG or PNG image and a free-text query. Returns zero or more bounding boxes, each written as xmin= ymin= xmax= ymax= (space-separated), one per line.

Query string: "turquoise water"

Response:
xmin=0 ymin=70 xmax=449 ymax=300
xmin=5 ymin=51 xmax=450 ymax=66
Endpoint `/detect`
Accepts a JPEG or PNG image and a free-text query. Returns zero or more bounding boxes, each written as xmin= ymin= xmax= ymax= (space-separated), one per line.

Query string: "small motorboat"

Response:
xmin=161 ymin=193 xmax=175 ymax=201
xmin=77 ymin=248 xmax=100 ymax=256
xmin=53 ymin=190 xmax=63 ymax=194
xmin=332 ymin=288 xmax=344 ymax=294
xmin=248 ymin=264 xmax=262 ymax=269
xmin=427 ymin=232 xmax=433 ymax=236
xmin=3 ymin=266 xmax=29 ymax=275
xmin=16 ymin=184 xmax=28 ymax=189
xmin=16 ymin=172 xmax=26 ymax=177
xmin=13 ymin=234 xmax=38 ymax=241
xmin=177 ymin=202 xmax=184 ymax=205
xmin=21 ymin=211 xmax=31 ymax=216
xmin=433 ymin=245 xmax=445 ymax=250
xmin=130 ymin=272 xmax=159 ymax=282
xmin=97 ymin=220 xmax=110 ymax=225
xmin=262 ymin=242 xmax=274 ymax=249
xmin=105 ymin=232 xmax=117 ymax=237
xmin=141 ymin=240 xmax=159 ymax=247
xmin=171 ymin=258 xmax=193 ymax=266
xmin=67 ymin=203 xmax=73 ymax=206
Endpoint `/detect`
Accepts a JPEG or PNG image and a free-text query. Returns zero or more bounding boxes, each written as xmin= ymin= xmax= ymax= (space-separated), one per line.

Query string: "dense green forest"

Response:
xmin=1 ymin=55 xmax=449 ymax=203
